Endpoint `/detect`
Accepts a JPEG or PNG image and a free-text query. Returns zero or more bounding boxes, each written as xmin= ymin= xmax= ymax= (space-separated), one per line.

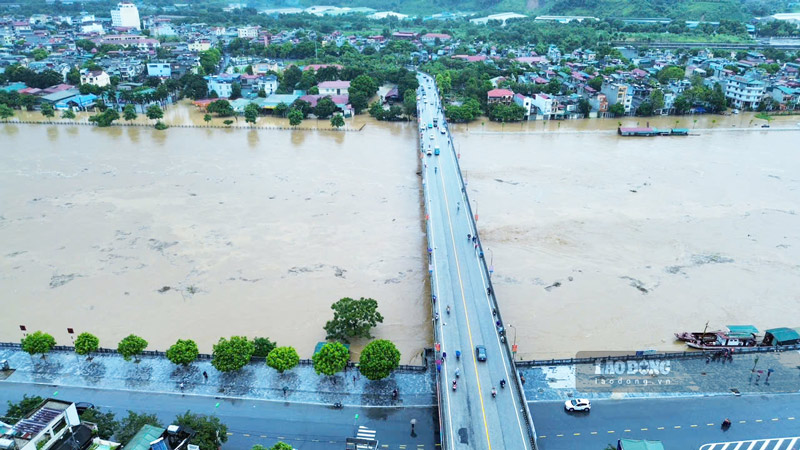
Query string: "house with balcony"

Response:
xmin=530 ymin=93 xmax=557 ymax=119
xmin=487 ymin=88 xmax=514 ymax=105
xmin=79 ymin=69 xmax=110 ymax=87
xmin=601 ymin=82 xmax=633 ymax=114
xmin=513 ymin=93 xmax=532 ymax=119
xmin=0 ymin=398 xmax=94 ymax=450
xmin=725 ymin=76 xmax=766 ymax=110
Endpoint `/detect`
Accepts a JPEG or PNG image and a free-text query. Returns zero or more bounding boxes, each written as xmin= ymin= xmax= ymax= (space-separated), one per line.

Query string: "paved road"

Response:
xmin=530 ymin=394 xmax=800 ymax=450
xmin=0 ymin=383 xmax=436 ymax=450
xmin=417 ymin=74 xmax=533 ymax=450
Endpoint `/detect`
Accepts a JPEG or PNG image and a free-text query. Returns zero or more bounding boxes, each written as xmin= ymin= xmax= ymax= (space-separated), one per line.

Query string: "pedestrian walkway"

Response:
xmin=699 ymin=436 xmax=800 ymax=450
xmin=521 ymin=350 xmax=800 ymax=402
xmin=0 ymin=347 xmax=435 ymax=407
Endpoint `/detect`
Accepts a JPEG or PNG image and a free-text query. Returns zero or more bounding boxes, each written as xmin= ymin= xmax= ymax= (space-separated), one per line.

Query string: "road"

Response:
xmin=417 ymin=73 xmax=534 ymax=450
xmin=530 ymin=394 xmax=800 ymax=450
xmin=0 ymin=382 xmax=436 ymax=450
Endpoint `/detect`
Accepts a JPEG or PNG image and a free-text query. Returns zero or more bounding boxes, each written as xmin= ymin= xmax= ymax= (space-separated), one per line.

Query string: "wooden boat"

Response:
xmin=676 ymin=325 xmax=760 ymax=350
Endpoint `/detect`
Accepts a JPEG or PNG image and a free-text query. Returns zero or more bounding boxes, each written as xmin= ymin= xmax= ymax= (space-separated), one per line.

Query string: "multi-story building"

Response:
xmin=206 ymin=74 xmax=240 ymax=98
xmin=725 ymin=76 xmax=766 ymax=110
xmin=601 ymin=82 xmax=633 ymax=114
xmin=111 ymin=2 xmax=141 ymax=30
xmin=531 ymin=93 xmax=557 ymax=119
xmin=188 ymin=39 xmax=211 ymax=52
xmin=513 ymin=93 xmax=532 ymax=119
xmin=318 ymin=80 xmax=350 ymax=96
xmin=258 ymin=74 xmax=279 ymax=95
xmin=237 ymin=26 xmax=259 ymax=39
xmin=486 ymin=88 xmax=514 ymax=105
xmin=0 ymin=398 xmax=92 ymax=450
xmin=547 ymin=44 xmax=561 ymax=63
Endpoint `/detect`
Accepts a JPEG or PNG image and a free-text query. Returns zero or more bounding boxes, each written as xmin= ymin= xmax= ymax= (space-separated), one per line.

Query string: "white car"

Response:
xmin=564 ymin=399 xmax=591 ymax=412
xmin=440 ymin=128 xmax=446 ymax=135
xmin=430 ymin=134 xmax=435 ymax=140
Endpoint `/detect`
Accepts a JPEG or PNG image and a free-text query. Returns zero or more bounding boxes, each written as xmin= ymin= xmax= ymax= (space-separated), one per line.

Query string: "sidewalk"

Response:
xmin=521 ymin=350 xmax=800 ymax=402
xmin=0 ymin=348 xmax=436 ymax=407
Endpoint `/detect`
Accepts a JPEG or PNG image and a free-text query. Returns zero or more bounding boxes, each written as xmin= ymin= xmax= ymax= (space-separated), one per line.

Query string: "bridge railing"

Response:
xmin=431 ymin=74 xmax=539 ymax=450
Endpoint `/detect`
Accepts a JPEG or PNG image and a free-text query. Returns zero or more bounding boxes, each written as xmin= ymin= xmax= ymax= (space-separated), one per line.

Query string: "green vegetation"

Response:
xmin=4 ymin=395 xmax=44 ymax=424
xmin=20 ymin=331 xmax=56 ymax=356
xmin=358 ymin=339 xmax=401 ymax=381
xmin=40 ymin=103 xmax=54 ymax=118
xmin=0 ymin=103 xmax=15 ymax=120
xmin=74 ymin=332 xmax=100 ymax=356
xmin=154 ymin=120 xmax=169 ymax=130
xmin=89 ymin=109 xmax=120 ymax=127
xmin=80 ymin=408 xmax=118 ymax=439
xmin=166 ymin=339 xmax=199 ymax=366
xmin=117 ymin=334 xmax=148 ymax=361
xmin=175 ymin=411 xmax=228 ymax=450
xmin=123 ymin=104 xmax=137 ymax=121
xmin=116 ymin=411 xmax=163 ymax=445
xmin=146 ymin=105 xmax=164 ymax=122
xmin=324 ymin=297 xmax=384 ymax=343
xmin=331 ymin=113 xmax=346 ymax=128
xmin=244 ymin=102 xmax=260 ymax=124
xmin=61 ymin=109 xmax=76 ymax=119
xmin=207 ymin=99 xmax=234 ymax=117
xmin=212 ymin=336 xmax=255 ymax=372
xmin=266 ymin=346 xmax=300 ymax=374
xmin=755 ymin=112 xmax=773 ymax=121
xmin=252 ymin=337 xmax=277 ymax=358
xmin=288 ymin=108 xmax=304 ymax=126
xmin=313 ymin=97 xmax=337 ymax=118
xmin=312 ymin=342 xmax=350 ymax=376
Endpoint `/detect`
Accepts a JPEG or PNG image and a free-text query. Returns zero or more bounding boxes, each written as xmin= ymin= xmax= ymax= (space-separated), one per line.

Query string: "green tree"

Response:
xmin=577 ymin=98 xmax=591 ymax=117
xmin=212 ymin=336 xmax=254 ymax=372
xmin=4 ymin=395 xmax=44 ymax=424
xmin=313 ymin=97 xmax=337 ymax=118
xmin=244 ymin=102 xmax=259 ymax=125
xmin=203 ymin=113 xmax=212 ymax=124
xmin=252 ymin=337 xmax=276 ymax=358
xmin=154 ymin=121 xmax=168 ymax=130
xmin=21 ymin=331 xmax=56 ymax=356
xmin=368 ymin=101 xmax=385 ymax=120
xmin=66 ymin=67 xmax=81 ymax=85
xmin=403 ymin=89 xmax=417 ymax=116
xmin=709 ymin=82 xmax=727 ymax=113
xmin=608 ymin=103 xmax=626 ymax=117
xmin=117 ymin=334 xmax=148 ymax=361
xmin=0 ymin=104 xmax=16 ymax=120
xmin=88 ymin=109 xmax=119 ymax=127
xmin=270 ymin=443 xmax=293 ymax=450
xmin=207 ymin=100 xmax=234 ymax=117
xmin=649 ymin=89 xmax=665 ymax=112
xmin=588 ymin=76 xmax=603 ymax=91
xmin=74 ymin=332 xmax=99 ymax=356
xmin=40 ymin=102 xmax=54 ymax=118
xmin=146 ymin=104 xmax=164 ymax=122
xmin=166 ymin=339 xmax=199 ymax=366
xmin=291 ymin=99 xmax=312 ymax=118
xmin=282 ymin=65 xmax=303 ymax=90
xmin=266 ymin=346 xmax=299 ymax=374
xmin=657 ymin=65 xmax=685 ymax=84
xmin=636 ymin=101 xmax=654 ymax=116
xmin=175 ymin=411 xmax=228 ymax=450
xmin=350 ymin=74 xmax=378 ymax=98
xmin=312 ymin=342 xmax=349 ymax=376
xmin=349 ymin=91 xmax=368 ymax=114
xmin=123 ymin=104 xmax=137 ymax=121
xmin=274 ymin=102 xmax=289 ymax=118
xmin=288 ymin=108 xmax=303 ymax=126
xmin=323 ymin=297 xmax=384 ymax=343
xmin=79 ymin=408 xmax=118 ymax=439
xmin=116 ymin=411 xmax=162 ymax=445
xmin=61 ymin=109 xmax=75 ymax=119
xmin=330 ymin=114 xmax=345 ymax=128
xmin=223 ymin=119 xmax=234 ymax=126
xmin=199 ymin=48 xmax=222 ymax=74
xmin=358 ymin=339 xmax=400 ymax=381
xmin=673 ymin=95 xmax=691 ymax=114
xmin=230 ymin=82 xmax=242 ymax=100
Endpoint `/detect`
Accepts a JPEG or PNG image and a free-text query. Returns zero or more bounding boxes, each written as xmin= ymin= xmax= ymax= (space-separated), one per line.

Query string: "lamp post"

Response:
xmin=508 ymin=324 xmax=518 ymax=356
xmin=472 ymin=199 xmax=478 ymax=221
xmin=488 ymin=248 xmax=494 ymax=276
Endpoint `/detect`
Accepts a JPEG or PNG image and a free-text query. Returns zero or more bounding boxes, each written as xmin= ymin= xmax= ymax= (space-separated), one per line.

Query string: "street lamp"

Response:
xmin=488 ymin=248 xmax=494 ymax=275
xmin=507 ymin=324 xmax=518 ymax=356
xmin=472 ymin=199 xmax=478 ymax=221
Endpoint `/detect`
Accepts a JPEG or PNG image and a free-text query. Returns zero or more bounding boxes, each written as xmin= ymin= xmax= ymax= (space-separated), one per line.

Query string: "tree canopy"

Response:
xmin=312 ymin=342 xmax=349 ymax=376
xmin=166 ymin=339 xmax=199 ymax=366
xmin=117 ymin=334 xmax=148 ymax=361
xmin=266 ymin=346 xmax=300 ymax=373
xmin=212 ymin=336 xmax=254 ymax=372
xmin=21 ymin=331 xmax=56 ymax=356
xmin=74 ymin=332 xmax=99 ymax=355
xmin=358 ymin=339 xmax=400 ymax=381
xmin=4 ymin=395 xmax=44 ymax=424
xmin=252 ymin=337 xmax=277 ymax=358
xmin=116 ymin=411 xmax=163 ymax=445
xmin=324 ymin=297 xmax=384 ymax=343
xmin=175 ymin=411 xmax=228 ymax=450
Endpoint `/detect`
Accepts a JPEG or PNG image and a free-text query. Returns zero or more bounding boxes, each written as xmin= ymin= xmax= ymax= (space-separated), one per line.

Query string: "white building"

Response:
xmin=111 ymin=2 xmax=141 ymax=30
xmin=0 ymin=399 xmax=84 ymax=450
xmin=80 ymin=22 xmax=104 ymax=34
xmin=188 ymin=39 xmax=211 ymax=52
xmin=258 ymin=75 xmax=278 ymax=95
xmin=725 ymin=76 xmax=766 ymax=110
xmin=237 ymin=26 xmax=259 ymax=39
xmin=530 ymin=93 xmax=558 ymax=119
xmin=318 ymin=80 xmax=350 ymax=96
xmin=80 ymin=69 xmax=111 ymax=87
xmin=147 ymin=62 xmax=171 ymax=78
xmin=547 ymin=45 xmax=562 ymax=63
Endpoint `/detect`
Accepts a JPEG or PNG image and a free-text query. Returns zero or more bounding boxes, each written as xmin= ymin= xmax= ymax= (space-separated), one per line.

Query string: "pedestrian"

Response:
xmin=353 ymin=375 xmax=357 ymax=385
xmin=474 ymin=242 xmax=478 ymax=249
xmin=520 ymin=374 xmax=526 ymax=385
xmin=202 ymin=371 xmax=208 ymax=381
xmin=432 ymin=295 xmax=437 ymax=303
xmin=442 ymin=352 xmax=447 ymax=361
xmin=467 ymin=233 xmax=472 ymax=241
xmin=179 ymin=382 xmax=185 ymax=390
xmin=472 ymin=236 xmax=477 ymax=244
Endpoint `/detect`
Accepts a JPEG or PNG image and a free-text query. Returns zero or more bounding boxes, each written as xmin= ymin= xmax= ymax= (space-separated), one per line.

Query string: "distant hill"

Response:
xmin=258 ymin=0 xmax=791 ymax=20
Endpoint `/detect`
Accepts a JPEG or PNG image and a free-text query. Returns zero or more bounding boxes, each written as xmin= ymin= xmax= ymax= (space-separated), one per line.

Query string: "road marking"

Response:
xmin=789 ymin=417 xmax=796 ymax=420
xmin=540 ymin=436 xmax=547 ymax=439
xmin=624 ymin=429 xmax=631 ymax=433
xmin=708 ymin=423 xmax=715 ymax=426
xmin=243 ymin=434 xmax=250 ymax=437
xmin=691 ymin=425 xmax=698 ymax=428
xmin=674 ymin=426 xmax=681 ymax=429
xmin=436 ymin=138 xmax=492 ymax=448
xmin=574 ymin=433 xmax=580 ymax=436
xmin=608 ymin=431 xmax=615 ymax=434
xmin=640 ymin=428 xmax=648 ymax=431
xmin=739 ymin=420 xmax=747 ymax=424
xmin=556 ymin=434 xmax=564 ymax=437
xmin=771 ymin=418 xmax=779 ymax=421
xmin=226 ymin=432 xmax=234 ymax=436
xmin=590 ymin=432 xmax=597 ymax=435
xmin=755 ymin=419 xmax=763 ymax=423
xmin=657 ymin=427 xmax=665 ymax=430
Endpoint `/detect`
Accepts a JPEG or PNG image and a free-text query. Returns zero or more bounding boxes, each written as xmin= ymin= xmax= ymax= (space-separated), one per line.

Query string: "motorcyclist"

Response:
xmin=491 ymin=387 xmax=497 ymax=398
xmin=500 ymin=379 xmax=506 ymax=388
xmin=446 ymin=305 xmax=451 ymax=315
xmin=452 ymin=380 xmax=457 ymax=391
xmin=455 ymin=368 xmax=460 ymax=378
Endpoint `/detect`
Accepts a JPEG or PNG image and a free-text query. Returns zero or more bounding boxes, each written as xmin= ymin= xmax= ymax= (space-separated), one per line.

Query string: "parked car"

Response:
xmin=434 ymin=146 xmax=440 ymax=156
xmin=564 ymin=399 xmax=591 ymax=412
xmin=761 ymin=124 xmax=770 ymax=128
xmin=426 ymin=148 xmax=432 ymax=156
xmin=475 ymin=345 xmax=487 ymax=361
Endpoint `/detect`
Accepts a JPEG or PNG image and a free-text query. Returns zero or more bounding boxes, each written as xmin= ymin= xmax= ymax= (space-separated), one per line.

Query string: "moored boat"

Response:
xmin=676 ymin=325 xmax=760 ymax=350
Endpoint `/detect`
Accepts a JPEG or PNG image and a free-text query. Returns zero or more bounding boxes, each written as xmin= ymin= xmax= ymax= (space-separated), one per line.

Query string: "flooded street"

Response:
xmin=456 ymin=119 xmax=800 ymax=359
xmin=0 ymin=121 xmax=429 ymax=362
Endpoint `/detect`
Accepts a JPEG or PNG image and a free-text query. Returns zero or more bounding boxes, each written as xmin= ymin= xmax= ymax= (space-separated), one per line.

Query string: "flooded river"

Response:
xmin=0 ymin=120 xmax=429 ymax=362
xmin=455 ymin=117 xmax=800 ymax=359
xmin=2 ymin=104 xmax=799 ymax=361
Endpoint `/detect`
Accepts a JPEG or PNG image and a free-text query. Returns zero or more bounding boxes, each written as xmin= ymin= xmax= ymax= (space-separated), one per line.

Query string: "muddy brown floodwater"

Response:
xmin=455 ymin=116 xmax=800 ymax=359
xmin=0 ymin=121 xmax=430 ymax=363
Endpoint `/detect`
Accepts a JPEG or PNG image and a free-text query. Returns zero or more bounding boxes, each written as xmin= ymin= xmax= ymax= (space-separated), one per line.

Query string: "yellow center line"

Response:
xmin=590 ymin=432 xmax=598 ymax=435
xmin=707 ymin=423 xmax=715 ymax=426
xmin=608 ymin=431 xmax=615 ymax=434
xmin=690 ymin=425 xmax=698 ymax=428
xmin=437 ymin=146 xmax=492 ymax=449
xmin=789 ymin=417 xmax=796 ymax=420
xmin=674 ymin=426 xmax=681 ymax=429
xmin=573 ymin=433 xmax=580 ymax=436
xmin=624 ymin=429 xmax=631 ymax=432
xmin=556 ymin=434 xmax=564 ymax=437
xmin=739 ymin=420 xmax=747 ymax=424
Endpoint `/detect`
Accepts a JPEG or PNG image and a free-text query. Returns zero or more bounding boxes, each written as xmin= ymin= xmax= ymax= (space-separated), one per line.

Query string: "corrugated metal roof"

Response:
xmin=125 ymin=424 xmax=165 ymax=450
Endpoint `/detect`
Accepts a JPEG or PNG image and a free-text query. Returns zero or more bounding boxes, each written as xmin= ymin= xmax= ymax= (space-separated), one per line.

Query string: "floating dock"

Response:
xmin=618 ymin=127 xmax=689 ymax=136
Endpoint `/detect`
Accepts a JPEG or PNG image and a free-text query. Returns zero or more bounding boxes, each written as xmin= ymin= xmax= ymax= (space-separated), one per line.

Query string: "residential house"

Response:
xmin=530 ymin=93 xmax=557 ymax=119
xmin=188 ymin=39 xmax=211 ymax=52
xmin=771 ymin=85 xmax=798 ymax=108
xmin=257 ymin=74 xmax=279 ymax=95
xmin=601 ymin=82 xmax=633 ymax=114
xmin=420 ymin=33 xmax=451 ymax=44
xmin=80 ymin=69 xmax=110 ymax=87
xmin=547 ymin=45 xmax=562 ymax=63
xmin=588 ymin=92 xmax=609 ymax=117
xmin=392 ymin=31 xmax=418 ymax=40
xmin=237 ymin=26 xmax=259 ymax=39
xmin=125 ymin=424 xmax=197 ymax=450
xmin=318 ymin=80 xmax=350 ymax=96
xmin=486 ymin=88 xmax=514 ymax=104
xmin=206 ymin=74 xmax=240 ymax=98
xmin=725 ymin=76 xmax=766 ymax=110
xmin=513 ymin=93 xmax=532 ymax=119
xmin=0 ymin=398 xmax=93 ymax=450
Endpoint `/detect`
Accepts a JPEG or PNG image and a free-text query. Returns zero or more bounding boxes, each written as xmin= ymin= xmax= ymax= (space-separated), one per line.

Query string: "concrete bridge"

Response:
xmin=416 ymin=72 xmax=538 ymax=450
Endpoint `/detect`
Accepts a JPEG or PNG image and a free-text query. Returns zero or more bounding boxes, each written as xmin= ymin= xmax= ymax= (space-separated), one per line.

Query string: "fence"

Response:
xmin=516 ymin=343 xmax=800 ymax=367
xmin=2 ymin=119 xmax=361 ymax=132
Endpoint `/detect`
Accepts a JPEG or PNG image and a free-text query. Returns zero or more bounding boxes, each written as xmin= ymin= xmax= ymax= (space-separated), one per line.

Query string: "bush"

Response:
xmin=312 ymin=342 xmax=349 ymax=376
xmin=4 ymin=395 xmax=44 ymax=424
xmin=154 ymin=120 xmax=168 ymax=130
xmin=166 ymin=339 xmax=199 ymax=366
xmin=21 ymin=331 xmax=56 ymax=356
xmin=175 ymin=411 xmax=228 ymax=450
xmin=266 ymin=346 xmax=299 ymax=374
xmin=252 ymin=337 xmax=276 ymax=358
xmin=74 ymin=332 xmax=99 ymax=355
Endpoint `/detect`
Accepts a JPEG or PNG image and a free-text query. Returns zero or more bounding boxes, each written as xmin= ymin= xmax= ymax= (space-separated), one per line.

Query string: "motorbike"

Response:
xmin=333 ymin=402 xmax=343 ymax=409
